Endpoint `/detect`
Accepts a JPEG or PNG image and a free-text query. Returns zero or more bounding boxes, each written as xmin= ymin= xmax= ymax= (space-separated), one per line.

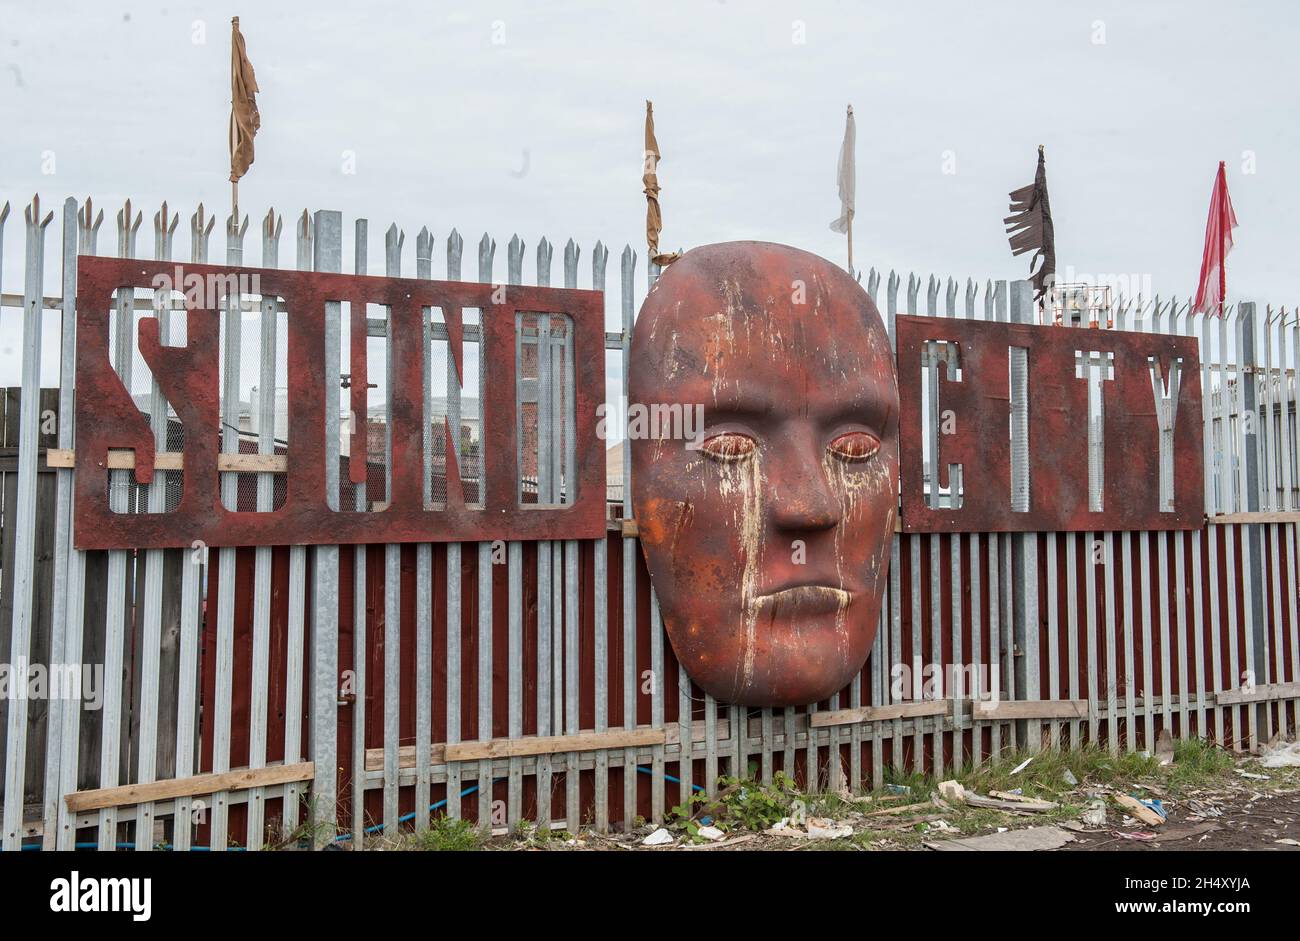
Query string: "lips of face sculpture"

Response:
xmin=629 ymin=242 xmax=899 ymax=707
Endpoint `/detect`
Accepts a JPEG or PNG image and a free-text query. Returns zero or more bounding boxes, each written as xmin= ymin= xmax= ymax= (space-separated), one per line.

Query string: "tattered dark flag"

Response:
xmin=1004 ymin=145 xmax=1055 ymax=302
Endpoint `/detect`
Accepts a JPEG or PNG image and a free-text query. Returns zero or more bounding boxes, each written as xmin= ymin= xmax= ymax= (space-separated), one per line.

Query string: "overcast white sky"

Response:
xmin=1 ymin=0 xmax=1298 ymax=389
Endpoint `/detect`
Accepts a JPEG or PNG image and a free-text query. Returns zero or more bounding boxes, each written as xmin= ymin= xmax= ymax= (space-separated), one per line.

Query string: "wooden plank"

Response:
xmin=366 ymin=728 xmax=667 ymax=772
xmin=809 ymin=701 xmax=951 ymax=728
xmin=448 ymin=727 xmax=665 ymax=763
xmin=44 ymin=449 xmax=287 ymax=473
xmin=972 ymin=700 xmax=1088 ymax=720
xmin=64 ymin=762 xmax=315 ymax=813
xmin=1209 ymin=510 xmax=1300 ymax=525
xmin=1215 ymin=682 xmax=1300 ymax=705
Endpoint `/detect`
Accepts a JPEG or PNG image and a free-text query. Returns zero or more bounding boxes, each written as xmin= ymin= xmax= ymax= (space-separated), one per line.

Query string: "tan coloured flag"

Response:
xmin=643 ymin=101 xmax=679 ymax=266
xmin=644 ymin=100 xmax=663 ymax=257
xmin=229 ymin=17 xmax=261 ymax=183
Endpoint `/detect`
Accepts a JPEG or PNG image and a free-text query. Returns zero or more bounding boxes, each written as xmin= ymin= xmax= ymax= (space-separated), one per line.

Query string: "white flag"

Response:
xmin=829 ymin=105 xmax=855 ymax=233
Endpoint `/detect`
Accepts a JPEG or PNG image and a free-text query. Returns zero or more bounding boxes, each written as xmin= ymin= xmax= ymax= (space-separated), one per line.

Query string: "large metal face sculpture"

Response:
xmin=630 ymin=242 xmax=899 ymax=707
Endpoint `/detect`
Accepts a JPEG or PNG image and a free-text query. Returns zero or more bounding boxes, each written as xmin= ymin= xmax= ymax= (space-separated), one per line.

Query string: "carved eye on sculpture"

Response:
xmin=828 ymin=431 xmax=880 ymax=463
xmin=700 ymin=432 xmax=757 ymax=462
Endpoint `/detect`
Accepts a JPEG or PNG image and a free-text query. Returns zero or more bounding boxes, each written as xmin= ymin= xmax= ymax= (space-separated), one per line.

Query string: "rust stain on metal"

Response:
xmin=895 ymin=315 xmax=1204 ymax=532
xmin=630 ymin=242 xmax=899 ymax=707
xmin=73 ymin=255 xmax=606 ymax=549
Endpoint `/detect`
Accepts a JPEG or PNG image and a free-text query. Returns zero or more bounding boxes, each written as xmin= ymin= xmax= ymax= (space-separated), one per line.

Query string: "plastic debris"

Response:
xmin=806 ymin=818 xmax=853 ymax=840
xmin=642 ymin=828 xmax=674 ymax=846
xmin=1260 ymin=741 xmax=1300 ymax=768
xmin=1139 ymin=797 xmax=1167 ymax=820
xmin=697 ymin=825 xmax=725 ymax=842
xmin=1062 ymin=769 xmax=1078 ymax=787
xmin=1235 ymin=769 xmax=1270 ymax=780
xmin=1010 ymin=757 xmax=1033 ymax=775
xmin=1082 ymin=800 xmax=1107 ymax=828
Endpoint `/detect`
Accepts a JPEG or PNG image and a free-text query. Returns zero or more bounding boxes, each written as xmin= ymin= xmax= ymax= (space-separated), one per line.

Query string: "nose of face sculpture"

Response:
xmin=629 ymin=241 xmax=899 ymax=707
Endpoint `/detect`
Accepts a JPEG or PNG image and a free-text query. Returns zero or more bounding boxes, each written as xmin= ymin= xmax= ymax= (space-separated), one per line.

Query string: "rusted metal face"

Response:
xmin=73 ymin=255 xmax=606 ymax=549
xmin=630 ymin=242 xmax=899 ymax=708
xmin=896 ymin=315 xmax=1204 ymax=533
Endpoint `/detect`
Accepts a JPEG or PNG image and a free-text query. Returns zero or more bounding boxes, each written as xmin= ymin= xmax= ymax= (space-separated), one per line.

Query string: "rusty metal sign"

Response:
xmin=896 ymin=315 xmax=1203 ymax=533
xmin=73 ymin=255 xmax=606 ymax=549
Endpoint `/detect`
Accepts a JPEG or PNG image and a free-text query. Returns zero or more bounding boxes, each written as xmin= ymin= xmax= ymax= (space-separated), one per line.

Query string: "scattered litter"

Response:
xmin=1275 ymin=838 xmax=1300 ymax=847
xmin=1152 ymin=822 xmax=1219 ymax=843
xmin=929 ymin=819 xmax=958 ymax=832
xmin=1139 ymin=797 xmax=1167 ymax=821
xmin=1155 ymin=729 xmax=1175 ymax=766
xmin=1010 ymin=757 xmax=1034 ymax=776
xmin=696 ymin=825 xmax=725 ymax=842
xmin=938 ymin=780 xmax=967 ymax=804
xmin=927 ymin=825 xmax=1075 ymax=851
xmin=1115 ymin=831 xmax=1156 ymax=842
xmin=996 ymin=827 xmax=1008 ymax=833
xmin=1082 ymin=799 xmax=1108 ymax=828
xmin=1187 ymin=799 xmax=1223 ymax=818
xmin=805 ymin=818 xmax=853 ymax=840
xmin=964 ymin=792 xmax=1058 ymax=813
xmin=764 ymin=817 xmax=852 ymax=840
xmin=642 ymin=828 xmax=674 ymax=846
xmin=680 ymin=834 xmax=755 ymax=851
xmin=1235 ymin=769 xmax=1270 ymax=780
xmin=864 ymin=801 xmax=935 ymax=817
xmin=698 ymin=816 xmax=714 ymax=826
xmin=1062 ymin=769 xmax=1079 ymax=787
xmin=885 ymin=784 xmax=912 ymax=796
xmin=1113 ymin=794 xmax=1165 ymax=826
xmin=1260 ymin=741 xmax=1300 ymax=768
xmin=989 ymin=789 xmax=1036 ymax=802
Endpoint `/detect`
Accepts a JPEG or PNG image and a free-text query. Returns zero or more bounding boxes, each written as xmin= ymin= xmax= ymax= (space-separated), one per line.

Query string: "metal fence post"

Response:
xmin=1008 ymin=279 xmax=1040 ymax=751
xmin=310 ymin=209 xmax=342 ymax=846
xmin=1238 ymin=301 xmax=1268 ymax=745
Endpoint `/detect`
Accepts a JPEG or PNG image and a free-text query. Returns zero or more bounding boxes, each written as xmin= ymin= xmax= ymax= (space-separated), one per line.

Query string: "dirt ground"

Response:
xmin=434 ymin=742 xmax=1300 ymax=853
xmin=1064 ymin=790 xmax=1300 ymax=851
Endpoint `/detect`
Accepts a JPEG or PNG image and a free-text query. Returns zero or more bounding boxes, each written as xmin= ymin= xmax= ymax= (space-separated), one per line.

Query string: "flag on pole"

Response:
xmin=1004 ymin=145 xmax=1056 ymax=303
xmin=829 ymin=105 xmax=855 ymax=234
xmin=229 ymin=17 xmax=260 ymax=184
xmin=644 ymin=101 xmax=663 ymax=257
xmin=1192 ymin=161 xmax=1238 ymax=316
xmin=643 ymin=101 xmax=678 ymax=266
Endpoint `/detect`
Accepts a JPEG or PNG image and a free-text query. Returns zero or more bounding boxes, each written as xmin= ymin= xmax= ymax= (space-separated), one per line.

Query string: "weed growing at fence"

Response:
xmin=267 ymin=799 xmax=338 ymax=850
xmin=668 ymin=772 xmax=804 ymax=838
xmin=409 ymin=816 xmax=482 ymax=852
xmin=1167 ymin=736 xmax=1236 ymax=785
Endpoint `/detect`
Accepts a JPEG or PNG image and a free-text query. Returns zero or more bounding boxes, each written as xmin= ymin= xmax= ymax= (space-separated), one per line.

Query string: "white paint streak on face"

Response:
xmin=715 ymin=450 xmax=765 ymax=692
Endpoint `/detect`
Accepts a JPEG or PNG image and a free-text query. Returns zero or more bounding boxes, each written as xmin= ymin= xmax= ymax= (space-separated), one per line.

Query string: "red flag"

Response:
xmin=1192 ymin=161 xmax=1238 ymax=316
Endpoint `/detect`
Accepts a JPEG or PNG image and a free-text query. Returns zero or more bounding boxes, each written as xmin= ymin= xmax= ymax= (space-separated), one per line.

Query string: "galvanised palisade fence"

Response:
xmin=0 ymin=193 xmax=1296 ymax=851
